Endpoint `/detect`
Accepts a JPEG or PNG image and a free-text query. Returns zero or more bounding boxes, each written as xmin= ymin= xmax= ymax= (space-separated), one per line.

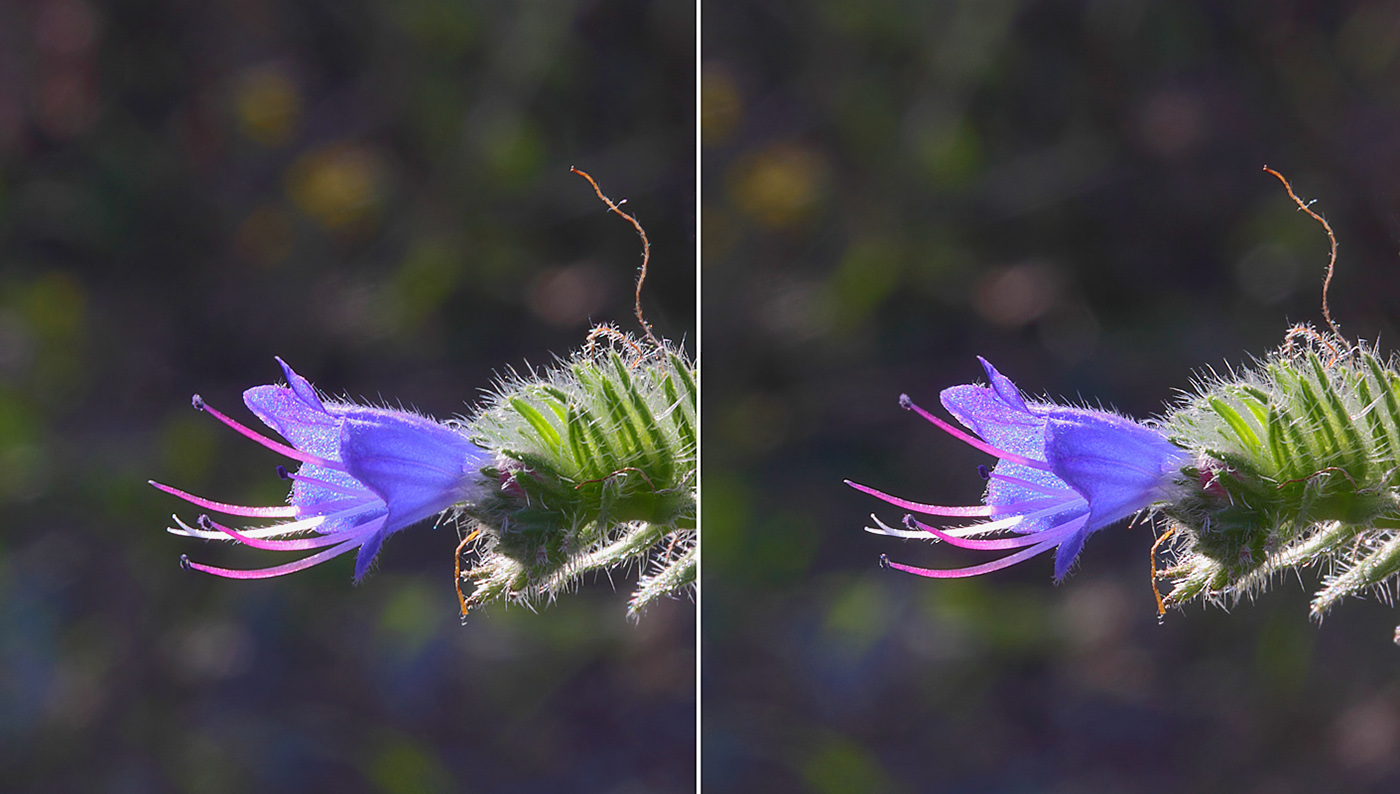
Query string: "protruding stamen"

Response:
xmin=845 ymin=479 xmax=1064 ymax=517
xmin=904 ymin=513 xmax=1088 ymax=551
xmin=195 ymin=397 xmax=345 ymax=471
xmin=181 ymin=537 xmax=364 ymax=580
xmin=149 ymin=480 xmax=298 ymax=517
xmin=179 ymin=554 xmax=192 ymax=570
xmin=883 ymin=538 xmax=1061 ymax=579
xmin=199 ymin=515 xmax=376 ymax=552
xmin=867 ymin=512 xmax=1028 ymax=538
xmin=898 ymin=394 xmax=1052 ymax=471
xmin=191 ymin=394 xmax=205 ymax=410
xmin=977 ymin=465 xmax=991 ymax=480
xmin=277 ymin=465 xmax=292 ymax=480
xmin=168 ymin=513 xmax=333 ymax=540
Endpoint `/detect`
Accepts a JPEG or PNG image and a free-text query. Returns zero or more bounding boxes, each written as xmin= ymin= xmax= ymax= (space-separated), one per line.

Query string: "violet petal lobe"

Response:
xmin=1052 ymin=523 xmax=1091 ymax=582
xmin=339 ymin=412 xmax=488 ymax=534
xmin=940 ymin=362 xmax=1065 ymax=523
xmin=1043 ymin=411 xmax=1189 ymax=534
xmin=243 ymin=383 xmax=340 ymax=459
xmin=354 ymin=524 xmax=391 ymax=582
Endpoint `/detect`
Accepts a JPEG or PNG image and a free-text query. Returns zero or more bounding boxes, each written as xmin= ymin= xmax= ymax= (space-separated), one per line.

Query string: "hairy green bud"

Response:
xmin=457 ymin=335 xmax=696 ymax=619
xmin=1160 ymin=332 xmax=1400 ymax=620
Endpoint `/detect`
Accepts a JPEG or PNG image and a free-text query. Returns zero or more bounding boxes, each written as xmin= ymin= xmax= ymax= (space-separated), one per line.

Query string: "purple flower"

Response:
xmin=151 ymin=358 xmax=490 ymax=582
xmin=848 ymin=358 xmax=1187 ymax=581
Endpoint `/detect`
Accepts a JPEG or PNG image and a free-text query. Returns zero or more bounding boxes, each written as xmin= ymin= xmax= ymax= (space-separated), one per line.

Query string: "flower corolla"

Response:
xmin=151 ymin=358 xmax=490 ymax=582
xmin=849 ymin=358 xmax=1187 ymax=581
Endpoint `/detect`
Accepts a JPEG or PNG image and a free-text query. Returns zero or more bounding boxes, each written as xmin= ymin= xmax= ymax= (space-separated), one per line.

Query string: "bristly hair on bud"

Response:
xmin=1157 ymin=332 xmax=1400 ymax=620
xmin=457 ymin=334 xmax=696 ymax=620
xmin=451 ymin=169 xmax=696 ymax=620
xmin=1156 ymin=169 xmax=1400 ymax=637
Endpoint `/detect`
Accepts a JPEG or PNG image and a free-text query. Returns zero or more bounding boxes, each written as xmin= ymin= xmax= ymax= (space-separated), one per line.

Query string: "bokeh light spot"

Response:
xmin=727 ymin=142 xmax=829 ymax=229
xmin=826 ymin=237 xmax=902 ymax=329
xmin=801 ymin=733 xmax=895 ymax=794
xmin=526 ymin=261 xmax=611 ymax=328
xmin=1135 ymin=88 xmax=1206 ymax=157
xmin=234 ymin=66 xmax=303 ymax=147
xmin=368 ymin=735 xmax=454 ymax=794
xmin=390 ymin=238 xmax=462 ymax=334
xmin=971 ymin=260 xmax=1060 ymax=328
xmin=909 ymin=112 xmax=983 ymax=186
xmin=480 ymin=116 xmax=546 ymax=191
xmin=285 ymin=143 xmax=387 ymax=231
xmin=701 ymin=63 xmax=743 ymax=146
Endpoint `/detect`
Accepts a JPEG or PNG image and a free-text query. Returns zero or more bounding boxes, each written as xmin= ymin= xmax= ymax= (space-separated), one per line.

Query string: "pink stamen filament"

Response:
xmin=193 ymin=395 xmax=345 ymax=471
xmin=148 ymin=480 xmax=298 ymax=518
xmin=900 ymin=394 xmax=1051 ymax=471
xmin=168 ymin=493 xmax=386 ymax=540
xmin=170 ymin=513 xmax=330 ymax=540
xmin=865 ymin=493 xmax=1084 ymax=538
xmin=882 ymin=539 xmax=1060 ymax=579
xmin=182 ymin=537 xmax=364 ymax=580
xmin=845 ymin=479 xmax=1069 ymax=518
xmin=881 ymin=514 xmax=1090 ymax=579
xmin=906 ymin=513 xmax=1088 ymax=551
xmin=199 ymin=515 xmax=382 ymax=552
xmin=937 ymin=497 xmax=1086 ymax=538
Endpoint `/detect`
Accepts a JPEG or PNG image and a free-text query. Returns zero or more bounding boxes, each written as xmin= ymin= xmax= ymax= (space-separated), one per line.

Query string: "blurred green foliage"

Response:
xmin=705 ymin=1 xmax=1400 ymax=792
xmin=0 ymin=1 xmax=693 ymax=791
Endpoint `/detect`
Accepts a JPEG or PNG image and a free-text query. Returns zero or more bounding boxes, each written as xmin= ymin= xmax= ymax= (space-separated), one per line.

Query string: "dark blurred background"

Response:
xmin=0 ymin=1 xmax=694 ymax=792
xmin=704 ymin=2 xmax=1400 ymax=792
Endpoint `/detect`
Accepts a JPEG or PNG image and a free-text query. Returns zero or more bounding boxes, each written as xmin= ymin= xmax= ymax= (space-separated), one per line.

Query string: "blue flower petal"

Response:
xmin=275 ymin=356 xmax=325 ymax=411
xmin=1044 ymin=412 xmax=1188 ymax=533
xmin=1052 ymin=524 xmax=1090 ymax=581
xmin=354 ymin=525 xmax=390 ymax=582
xmin=977 ymin=356 xmax=1030 ymax=413
xmin=243 ymin=384 xmax=341 ymax=460
xmin=339 ymin=413 xmax=489 ymax=534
